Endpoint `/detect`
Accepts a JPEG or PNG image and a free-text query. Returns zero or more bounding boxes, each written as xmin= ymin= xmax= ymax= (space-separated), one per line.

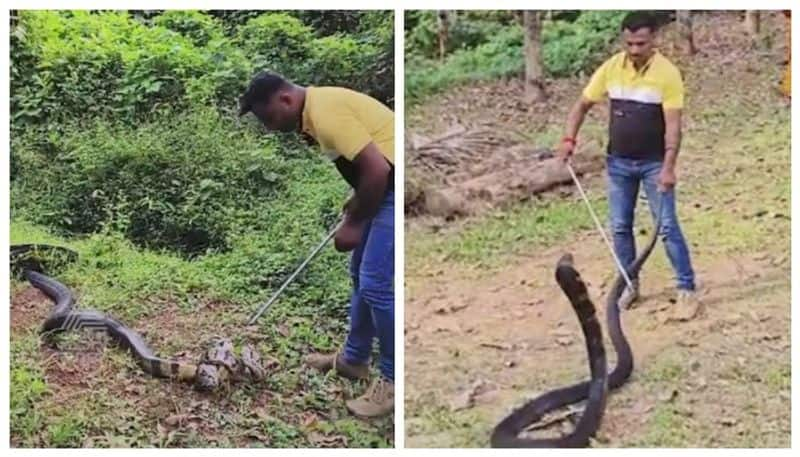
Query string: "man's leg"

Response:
xmin=641 ymin=163 xmax=696 ymax=290
xmin=641 ymin=162 xmax=699 ymax=320
xmin=346 ymin=191 xmax=395 ymax=417
xmin=343 ymin=219 xmax=377 ymax=365
xmin=305 ymin=221 xmax=372 ymax=380
xmin=607 ymin=155 xmax=641 ymax=307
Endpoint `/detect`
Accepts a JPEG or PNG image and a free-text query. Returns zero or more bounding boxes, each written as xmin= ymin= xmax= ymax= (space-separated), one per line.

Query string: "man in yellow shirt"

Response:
xmin=558 ymin=12 xmax=699 ymax=321
xmin=239 ymin=71 xmax=394 ymax=417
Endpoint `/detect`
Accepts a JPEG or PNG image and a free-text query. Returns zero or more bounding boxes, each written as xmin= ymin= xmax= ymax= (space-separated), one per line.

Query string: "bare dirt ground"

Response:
xmin=405 ymin=12 xmax=790 ymax=448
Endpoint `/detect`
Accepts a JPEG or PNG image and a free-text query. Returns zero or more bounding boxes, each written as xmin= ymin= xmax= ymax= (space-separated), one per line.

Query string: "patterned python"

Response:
xmin=11 ymin=244 xmax=265 ymax=391
xmin=490 ymin=202 xmax=663 ymax=448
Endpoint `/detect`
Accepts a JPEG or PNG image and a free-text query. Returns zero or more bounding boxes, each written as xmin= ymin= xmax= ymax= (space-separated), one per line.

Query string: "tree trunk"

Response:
xmin=436 ymin=10 xmax=451 ymax=61
xmin=523 ymin=11 xmax=546 ymax=103
xmin=675 ymin=11 xmax=697 ymax=55
xmin=744 ymin=11 xmax=761 ymax=37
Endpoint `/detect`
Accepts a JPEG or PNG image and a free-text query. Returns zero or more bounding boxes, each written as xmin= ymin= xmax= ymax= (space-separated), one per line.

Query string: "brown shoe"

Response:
xmin=305 ymin=351 xmax=369 ymax=380
xmin=670 ymin=289 xmax=702 ymax=321
xmin=346 ymin=376 xmax=394 ymax=418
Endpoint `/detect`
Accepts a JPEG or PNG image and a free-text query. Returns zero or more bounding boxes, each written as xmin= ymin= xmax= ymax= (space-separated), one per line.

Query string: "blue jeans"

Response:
xmin=606 ymin=155 xmax=695 ymax=290
xmin=343 ymin=191 xmax=395 ymax=381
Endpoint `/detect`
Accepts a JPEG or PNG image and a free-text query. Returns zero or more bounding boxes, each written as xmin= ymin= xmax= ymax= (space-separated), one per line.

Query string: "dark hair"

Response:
xmin=238 ymin=71 xmax=290 ymax=116
xmin=621 ymin=11 xmax=659 ymax=33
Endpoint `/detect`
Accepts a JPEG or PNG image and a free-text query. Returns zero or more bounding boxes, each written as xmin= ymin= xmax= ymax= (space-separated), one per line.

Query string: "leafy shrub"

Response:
xmin=236 ymin=13 xmax=314 ymax=77
xmin=153 ymin=10 xmax=223 ymax=47
xmin=405 ymin=10 xmax=628 ymax=103
xmin=11 ymin=108 xmax=304 ymax=257
xmin=10 ymin=10 xmax=242 ymax=128
xmin=405 ymin=11 xmax=508 ymax=59
xmin=405 ymin=26 xmax=524 ymax=101
xmin=542 ymin=11 xmax=626 ymax=76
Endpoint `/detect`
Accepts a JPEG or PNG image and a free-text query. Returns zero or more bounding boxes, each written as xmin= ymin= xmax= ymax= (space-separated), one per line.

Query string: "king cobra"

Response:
xmin=491 ymin=201 xmax=663 ymax=447
xmin=11 ymin=244 xmax=265 ymax=391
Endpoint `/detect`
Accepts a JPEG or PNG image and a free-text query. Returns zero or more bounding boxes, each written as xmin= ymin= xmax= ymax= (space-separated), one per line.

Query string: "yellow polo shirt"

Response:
xmin=582 ymin=51 xmax=684 ymax=159
xmin=301 ymin=87 xmax=394 ymax=165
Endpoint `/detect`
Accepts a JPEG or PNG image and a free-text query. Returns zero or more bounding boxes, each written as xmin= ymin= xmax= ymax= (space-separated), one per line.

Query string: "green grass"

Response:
xmin=407 ymin=197 xmax=605 ymax=272
xmin=633 ymin=403 xmax=695 ymax=447
xmin=10 ymin=216 xmax=392 ymax=447
xmin=405 ymin=403 xmax=487 ymax=448
xmin=10 ymin=338 xmax=49 ymax=446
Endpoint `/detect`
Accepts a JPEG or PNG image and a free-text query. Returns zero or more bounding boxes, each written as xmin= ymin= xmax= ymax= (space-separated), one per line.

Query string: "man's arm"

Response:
xmin=663 ymin=108 xmax=682 ymax=167
xmin=334 ymin=157 xmax=359 ymax=189
xmin=558 ymin=97 xmax=595 ymax=161
xmin=566 ymin=97 xmax=595 ymax=139
xmin=347 ymin=142 xmax=391 ymax=223
xmin=659 ymin=108 xmax=682 ymax=191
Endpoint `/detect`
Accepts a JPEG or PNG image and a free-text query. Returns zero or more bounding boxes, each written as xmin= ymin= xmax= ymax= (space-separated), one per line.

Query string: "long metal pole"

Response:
xmin=566 ymin=162 xmax=635 ymax=292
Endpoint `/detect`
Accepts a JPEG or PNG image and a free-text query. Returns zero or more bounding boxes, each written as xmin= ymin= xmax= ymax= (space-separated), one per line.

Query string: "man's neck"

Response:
xmin=295 ymin=85 xmax=307 ymax=133
xmin=631 ymin=51 xmax=655 ymax=71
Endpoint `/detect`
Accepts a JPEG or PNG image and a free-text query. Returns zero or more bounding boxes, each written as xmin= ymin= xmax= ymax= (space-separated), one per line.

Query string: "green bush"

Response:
xmin=405 ymin=11 xmax=507 ymax=59
xmin=405 ymin=26 xmax=524 ymax=101
xmin=11 ymin=9 xmax=387 ymax=255
xmin=542 ymin=11 xmax=626 ymax=76
xmin=153 ymin=10 xmax=223 ymax=47
xmin=236 ymin=13 xmax=314 ymax=78
xmin=10 ymin=10 xmax=244 ymax=128
xmin=308 ymin=35 xmax=374 ymax=87
xmin=405 ymin=10 xmax=627 ymax=103
xmin=11 ymin=108 xmax=302 ymax=257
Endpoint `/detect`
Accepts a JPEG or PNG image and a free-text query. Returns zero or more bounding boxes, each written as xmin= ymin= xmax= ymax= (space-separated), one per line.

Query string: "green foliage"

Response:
xmin=405 ymin=27 xmax=524 ymax=102
xmin=10 ymin=10 xmax=247 ymax=129
xmin=236 ymin=13 xmax=315 ymax=76
xmin=405 ymin=10 xmax=628 ymax=102
xmin=11 ymin=108 xmax=298 ymax=257
xmin=542 ymin=11 xmax=626 ymax=76
xmin=10 ymin=339 xmax=49 ymax=446
xmin=405 ymin=11 xmax=508 ymax=59
xmin=309 ymin=35 xmax=374 ymax=87
xmin=153 ymin=10 xmax=223 ymax=47
xmin=235 ymin=12 xmax=393 ymax=106
xmin=11 ymin=10 xmax=393 ymax=131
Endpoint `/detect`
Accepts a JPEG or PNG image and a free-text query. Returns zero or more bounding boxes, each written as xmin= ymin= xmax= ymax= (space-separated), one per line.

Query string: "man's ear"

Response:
xmin=279 ymin=92 xmax=293 ymax=106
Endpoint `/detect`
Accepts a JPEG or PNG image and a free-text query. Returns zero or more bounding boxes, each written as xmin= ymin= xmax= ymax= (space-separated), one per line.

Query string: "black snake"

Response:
xmin=11 ymin=244 xmax=264 ymax=391
xmin=490 ymin=203 xmax=663 ymax=447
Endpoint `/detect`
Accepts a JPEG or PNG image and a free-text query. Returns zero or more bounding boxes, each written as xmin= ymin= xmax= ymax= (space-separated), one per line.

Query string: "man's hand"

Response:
xmin=557 ymin=138 xmax=576 ymax=163
xmin=334 ymin=218 xmax=365 ymax=252
xmin=658 ymin=166 xmax=677 ymax=192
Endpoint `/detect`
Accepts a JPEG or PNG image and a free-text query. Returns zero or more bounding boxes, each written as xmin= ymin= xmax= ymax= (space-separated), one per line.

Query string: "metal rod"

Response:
xmin=566 ymin=162 xmax=635 ymax=292
xmin=247 ymin=219 xmax=343 ymax=325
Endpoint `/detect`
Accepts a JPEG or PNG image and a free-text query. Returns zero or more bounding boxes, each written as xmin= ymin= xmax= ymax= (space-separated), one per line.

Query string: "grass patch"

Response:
xmin=633 ymin=403 xmax=696 ymax=447
xmin=407 ymin=197 xmax=605 ymax=271
xmin=10 ymin=216 xmax=392 ymax=447
xmin=406 ymin=403 xmax=487 ymax=448
xmin=763 ymin=365 xmax=790 ymax=392
xmin=10 ymin=339 xmax=49 ymax=446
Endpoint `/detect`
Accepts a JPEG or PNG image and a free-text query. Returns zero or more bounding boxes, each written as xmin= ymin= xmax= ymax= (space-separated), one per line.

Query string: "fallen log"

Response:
xmin=422 ymin=151 xmax=604 ymax=219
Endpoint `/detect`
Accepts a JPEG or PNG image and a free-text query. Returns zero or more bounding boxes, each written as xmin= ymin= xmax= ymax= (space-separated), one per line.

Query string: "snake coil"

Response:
xmin=11 ymin=244 xmax=264 ymax=391
xmin=491 ymin=203 xmax=663 ymax=447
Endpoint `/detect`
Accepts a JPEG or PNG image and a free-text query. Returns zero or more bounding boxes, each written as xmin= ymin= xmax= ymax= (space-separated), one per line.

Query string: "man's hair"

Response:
xmin=621 ymin=11 xmax=659 ymax=33
xmin=238 ymin=71 xmax=290 ymax=116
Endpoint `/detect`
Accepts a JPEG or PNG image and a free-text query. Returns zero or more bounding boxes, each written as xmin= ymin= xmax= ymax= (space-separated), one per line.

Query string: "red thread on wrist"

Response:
xmin=562 ymin=137 xmax=576 ymax=146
